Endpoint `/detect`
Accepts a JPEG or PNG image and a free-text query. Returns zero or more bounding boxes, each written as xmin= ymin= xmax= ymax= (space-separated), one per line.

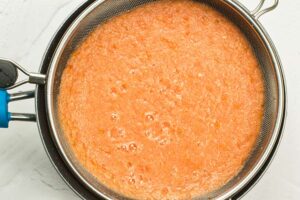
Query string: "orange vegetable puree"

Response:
xmin=58 ymin=0 xmax=264 ymax=199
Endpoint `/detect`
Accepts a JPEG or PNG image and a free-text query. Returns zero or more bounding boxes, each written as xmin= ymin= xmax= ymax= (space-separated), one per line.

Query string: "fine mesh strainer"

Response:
xmin=0 ymin=0 xmax=286 ymax=199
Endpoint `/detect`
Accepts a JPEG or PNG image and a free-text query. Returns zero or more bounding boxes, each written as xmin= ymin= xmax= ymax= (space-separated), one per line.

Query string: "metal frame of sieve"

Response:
xmin=0 ymin=0 xmax=285 ymax=199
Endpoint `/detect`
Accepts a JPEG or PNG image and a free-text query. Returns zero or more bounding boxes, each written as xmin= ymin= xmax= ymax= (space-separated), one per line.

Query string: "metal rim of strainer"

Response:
xmin=42 ymin=0 xmax=286 ymax=199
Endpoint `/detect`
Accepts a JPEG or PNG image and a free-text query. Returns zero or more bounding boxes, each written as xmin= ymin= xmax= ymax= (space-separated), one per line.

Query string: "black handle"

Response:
xmin=0 ymin=59 xmax=18 ymax=89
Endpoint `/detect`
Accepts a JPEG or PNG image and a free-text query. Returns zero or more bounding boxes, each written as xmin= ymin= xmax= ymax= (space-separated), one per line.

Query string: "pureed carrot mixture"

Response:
xmin=58 ymin=0 xmax=264 ymax=199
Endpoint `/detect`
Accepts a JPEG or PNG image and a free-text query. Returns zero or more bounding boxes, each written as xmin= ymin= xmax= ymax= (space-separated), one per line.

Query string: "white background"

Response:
xmin=0 ymin=0 xmax=299 ymax=199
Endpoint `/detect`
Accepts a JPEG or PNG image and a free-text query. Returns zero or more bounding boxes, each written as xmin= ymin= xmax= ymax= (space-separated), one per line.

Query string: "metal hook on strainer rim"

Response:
xmin=251 ymin=0 xmax=279 ymax=19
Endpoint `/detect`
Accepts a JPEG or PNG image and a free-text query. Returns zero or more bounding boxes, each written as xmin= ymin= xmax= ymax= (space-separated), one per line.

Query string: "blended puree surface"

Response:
xmin=58 ymin=0 xmax=264 ymax=199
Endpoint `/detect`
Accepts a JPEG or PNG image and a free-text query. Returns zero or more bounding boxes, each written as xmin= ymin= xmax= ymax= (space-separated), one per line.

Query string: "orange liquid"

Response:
xmin=58 ymin=0 xmax=264 ymax=199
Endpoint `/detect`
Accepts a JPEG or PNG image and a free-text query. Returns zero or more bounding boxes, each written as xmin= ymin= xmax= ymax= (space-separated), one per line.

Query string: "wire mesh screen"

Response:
xmin=48 ymin=0 xmax=279 ymax=199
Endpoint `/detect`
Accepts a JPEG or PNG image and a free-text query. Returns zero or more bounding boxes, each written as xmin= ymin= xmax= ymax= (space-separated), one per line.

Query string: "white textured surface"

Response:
xmin=0 ymin=0 xmax=299 ymax=199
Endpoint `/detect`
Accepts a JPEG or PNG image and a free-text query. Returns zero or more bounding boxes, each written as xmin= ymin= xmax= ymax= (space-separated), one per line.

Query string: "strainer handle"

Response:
xmin=0 ymin=58 xmax=46 ymax=128
xmin=0 ymin=58 xmax=46 ymax=90
xmin=251 ymin=0 xmax=279 ymax=19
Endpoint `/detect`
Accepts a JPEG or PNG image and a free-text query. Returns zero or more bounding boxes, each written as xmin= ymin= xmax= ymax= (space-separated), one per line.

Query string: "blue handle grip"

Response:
xmin=0 ymin=90 xmax=10 ymax=128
